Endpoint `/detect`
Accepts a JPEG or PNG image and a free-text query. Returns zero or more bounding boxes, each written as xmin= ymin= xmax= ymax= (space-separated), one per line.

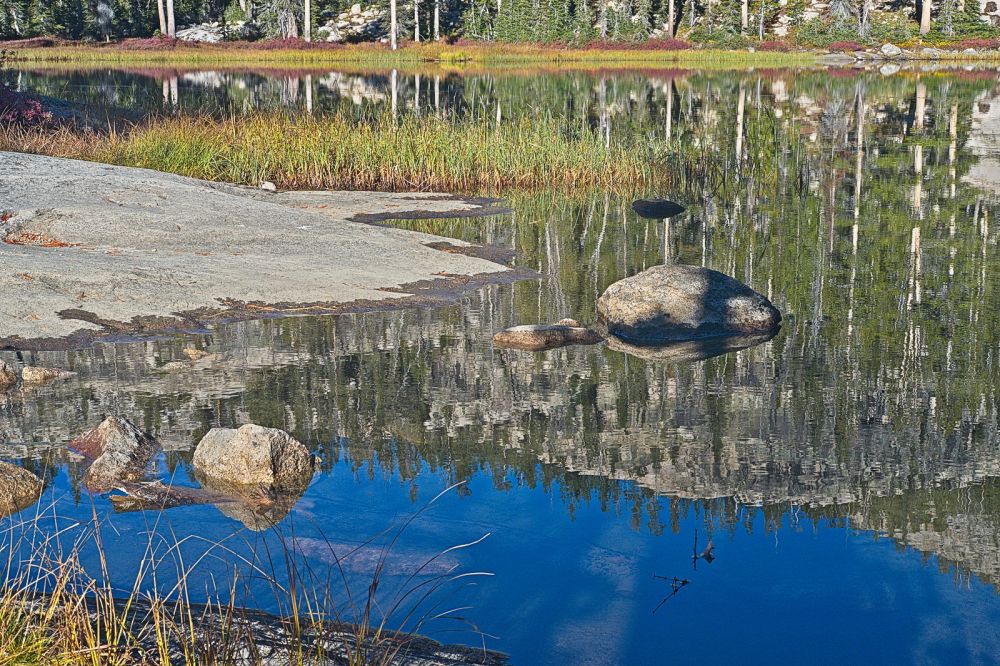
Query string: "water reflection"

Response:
xmin=5 ymin=63 xmax=1000 ymax=660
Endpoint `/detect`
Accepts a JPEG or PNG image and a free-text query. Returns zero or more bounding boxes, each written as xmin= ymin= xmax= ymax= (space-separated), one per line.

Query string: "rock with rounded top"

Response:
xmin=21 ymin=366 xmax=76 ymax=383
xmin=71 ymin=416 xmax=160 ymax=492
xmin=193 ymin=424 xmax=314 ymax=488
xmin=0 ymin=461 xmax=44 ymax=516
xmin=880 ymin=43 xmax=903 ymax=58
xmin=0 ymin=361 xmax=17 ymax=390
xmin=596 ymin=264 xmax=781 ymax=345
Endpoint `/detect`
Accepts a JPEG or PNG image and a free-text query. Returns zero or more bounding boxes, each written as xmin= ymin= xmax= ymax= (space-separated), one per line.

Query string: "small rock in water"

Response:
xmin=493 ymin=323 xmax=604 ymax=352
xmin=597 ymin=264 xmax=781 ymax=345
xmin=182 ymin=347 xmax=210 ymax=361
xmin=193 ymin=424 xmax=314 ymax=488
xmin=631 ymin=199 xmax=686 ymax=220
xmin=0 ymin=461 xmax=44 ymax=517
xmin=21 ymin=366 xmax=76 ymax=383
xmin=71 ymin=416 xmax=161 ymax=492
xmin=260 ymin=181 xmax=277 ymax=192
xmin=0 ymin=361 xmax=17 ymax=390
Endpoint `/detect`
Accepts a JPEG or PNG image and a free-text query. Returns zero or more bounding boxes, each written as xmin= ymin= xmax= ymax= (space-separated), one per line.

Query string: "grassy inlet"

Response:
xmin=1 ymin=112 xmax=678 ymax=192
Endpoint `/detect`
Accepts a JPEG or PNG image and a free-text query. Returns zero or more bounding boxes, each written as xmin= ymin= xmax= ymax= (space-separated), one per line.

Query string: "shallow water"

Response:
xmin=5 ymin=63 xmax=1000 ymax=663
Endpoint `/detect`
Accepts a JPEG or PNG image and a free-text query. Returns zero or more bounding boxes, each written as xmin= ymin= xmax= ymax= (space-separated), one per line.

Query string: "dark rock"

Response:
xmin=596 ymin=264 xmax=781 ymax=344
xmin=193 ymin=424 xmax=314 ymax=489
xmin=631 ymin=199 xmax=686 ymax=219
xmin=71 ymin=416 xmax=160 ymax=492
xmin=0 ymin=461 xmax=44 ymax=516
xmin=493 ymin=322 xmax=604 ymax=351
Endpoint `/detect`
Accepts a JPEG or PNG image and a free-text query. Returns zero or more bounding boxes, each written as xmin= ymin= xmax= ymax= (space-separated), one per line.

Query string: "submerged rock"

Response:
xmin=193 ymin=424 xmax=314 ymax=488
xmin=21 ymin=366 xmax=76 ymax=383
xmin=596 ymin=264 xmax=781 ymax=344
xmin=631 ymin=199 xmax=686 ymax=219
xmin=71 ymin=416 xmax=161 ymax=492
xmin=0 ymin=361 xmax=17 ymax=390
xmin=0 ymin=461 xmax=44 ymax=516
xmin=493 ymin=321 xmax=603 ymax=351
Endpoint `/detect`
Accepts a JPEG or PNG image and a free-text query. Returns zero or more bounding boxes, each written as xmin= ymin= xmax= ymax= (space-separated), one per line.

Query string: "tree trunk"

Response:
xmin=667 ymin=0 xmax=674 ymax=36
xmin=304 ymin=0 xmax=311 ymax=41
xmin=919 ymin=0 xmax=931 ymax=34
xmin=601 ymin=0 xmax=607 ymax=39
xmin=434 ymin=0 xmax=440 ymax=39
xmin=414 ymin=0 xmax=420 ymax=41
xmin=166 ymin=0 xmax=175 ymax=37
xmin=741 ymin=0 xmax=748 ymax=31
xmin=156 ymin=0 xmax=166 ymax=35
xmin=391 ymin=0 xmax=398 ymax=49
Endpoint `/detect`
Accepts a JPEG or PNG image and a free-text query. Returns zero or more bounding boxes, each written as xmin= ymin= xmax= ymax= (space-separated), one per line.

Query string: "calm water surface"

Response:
xmin=5 ymin=63 xmax=1000 ymax=664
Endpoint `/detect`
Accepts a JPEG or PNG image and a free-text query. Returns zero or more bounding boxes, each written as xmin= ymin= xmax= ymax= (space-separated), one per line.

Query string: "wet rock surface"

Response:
xmin=1 ymin=153 xmax=512 ymax=348
xmin=597 ymin=264 xmax=781 ymax=344
xmin=71 ymin=415 xmax=161 ymax=492
xmin=0 ymin=460 xmax=44 ymax=516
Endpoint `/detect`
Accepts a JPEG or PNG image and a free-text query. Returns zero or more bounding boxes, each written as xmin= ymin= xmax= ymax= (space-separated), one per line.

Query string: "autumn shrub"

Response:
xmin=828 ymin=40 xmax=864 ymax=51
xmin=757 ymin=40 xmax=793 ymax=51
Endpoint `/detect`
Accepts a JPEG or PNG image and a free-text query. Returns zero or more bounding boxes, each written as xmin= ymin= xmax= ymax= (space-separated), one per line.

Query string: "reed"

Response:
xmin=1 ymin=111 xmax=681 ymax=192
xmin=0 ymin=484 xmax=495 ymax=665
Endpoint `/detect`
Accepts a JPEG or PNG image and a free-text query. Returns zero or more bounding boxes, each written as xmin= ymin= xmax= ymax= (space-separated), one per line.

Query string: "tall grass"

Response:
xmin=1 ymin=111 xmax=677 ymax=192
xmin=0 ymin=484 xmax=497 ymax=665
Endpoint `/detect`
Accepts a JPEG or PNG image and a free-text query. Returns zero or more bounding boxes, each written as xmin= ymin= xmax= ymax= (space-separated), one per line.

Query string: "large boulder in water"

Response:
xmin=71 ymin=416 xmax=161 ymax=492
xmin=193 ymin=424 xmax=314 ymax=489
xmin=596 ymin=264 xmax=780 ymax=344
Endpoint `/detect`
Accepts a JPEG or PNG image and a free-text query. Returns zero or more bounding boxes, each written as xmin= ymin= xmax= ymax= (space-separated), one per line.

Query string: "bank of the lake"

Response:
xmin=2 ymin=39 xmax=825 ymax=68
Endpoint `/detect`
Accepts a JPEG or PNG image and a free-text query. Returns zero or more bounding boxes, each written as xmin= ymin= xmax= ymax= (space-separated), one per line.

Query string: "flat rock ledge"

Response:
xmin=0 ymin=153 xmax=516 ymax=350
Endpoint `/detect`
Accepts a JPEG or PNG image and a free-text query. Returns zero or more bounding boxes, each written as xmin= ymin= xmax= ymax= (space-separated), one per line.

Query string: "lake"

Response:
xmin=4 ymin=62 xmax=1000 ymax=664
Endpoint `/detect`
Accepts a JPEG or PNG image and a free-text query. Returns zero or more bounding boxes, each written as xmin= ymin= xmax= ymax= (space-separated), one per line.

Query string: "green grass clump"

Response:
xmin=4 ymin=111 xmax=679 ymax=192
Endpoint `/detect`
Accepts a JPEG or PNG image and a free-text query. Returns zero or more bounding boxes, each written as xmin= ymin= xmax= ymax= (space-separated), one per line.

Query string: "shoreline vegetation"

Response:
xmin=1 ymin=485 xmax=503 ymax=665
xmin=7 ymin=38 xmax=1000 ymax=68
xmin=1 ymin=112 xmax=682 ymax=192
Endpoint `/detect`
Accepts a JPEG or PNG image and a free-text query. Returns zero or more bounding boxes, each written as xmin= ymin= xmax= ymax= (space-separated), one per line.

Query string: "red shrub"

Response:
xmin=828 ymin=41 xmax=865 ymax=52
xmin=0 ymin=85 xmax=51 ymax=125
xmin=117 ymin=37 xmax=180 ymax=50
xmin=583 ymin=38 xmax=692 ymax=51
xmin=758 ymin=40 xmax=792 ymax=51
xmin=954 ymin=38 xmax=1000 ymax=49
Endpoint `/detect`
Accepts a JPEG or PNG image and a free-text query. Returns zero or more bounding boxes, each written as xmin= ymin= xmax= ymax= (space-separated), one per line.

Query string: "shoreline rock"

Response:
xmin=0 ymin=460 xmax=44 ymax=516
xmin=0 ymin=361 xmax=17 ymax=390
xmin=71 ymin=416 xmax=161 ymax=492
